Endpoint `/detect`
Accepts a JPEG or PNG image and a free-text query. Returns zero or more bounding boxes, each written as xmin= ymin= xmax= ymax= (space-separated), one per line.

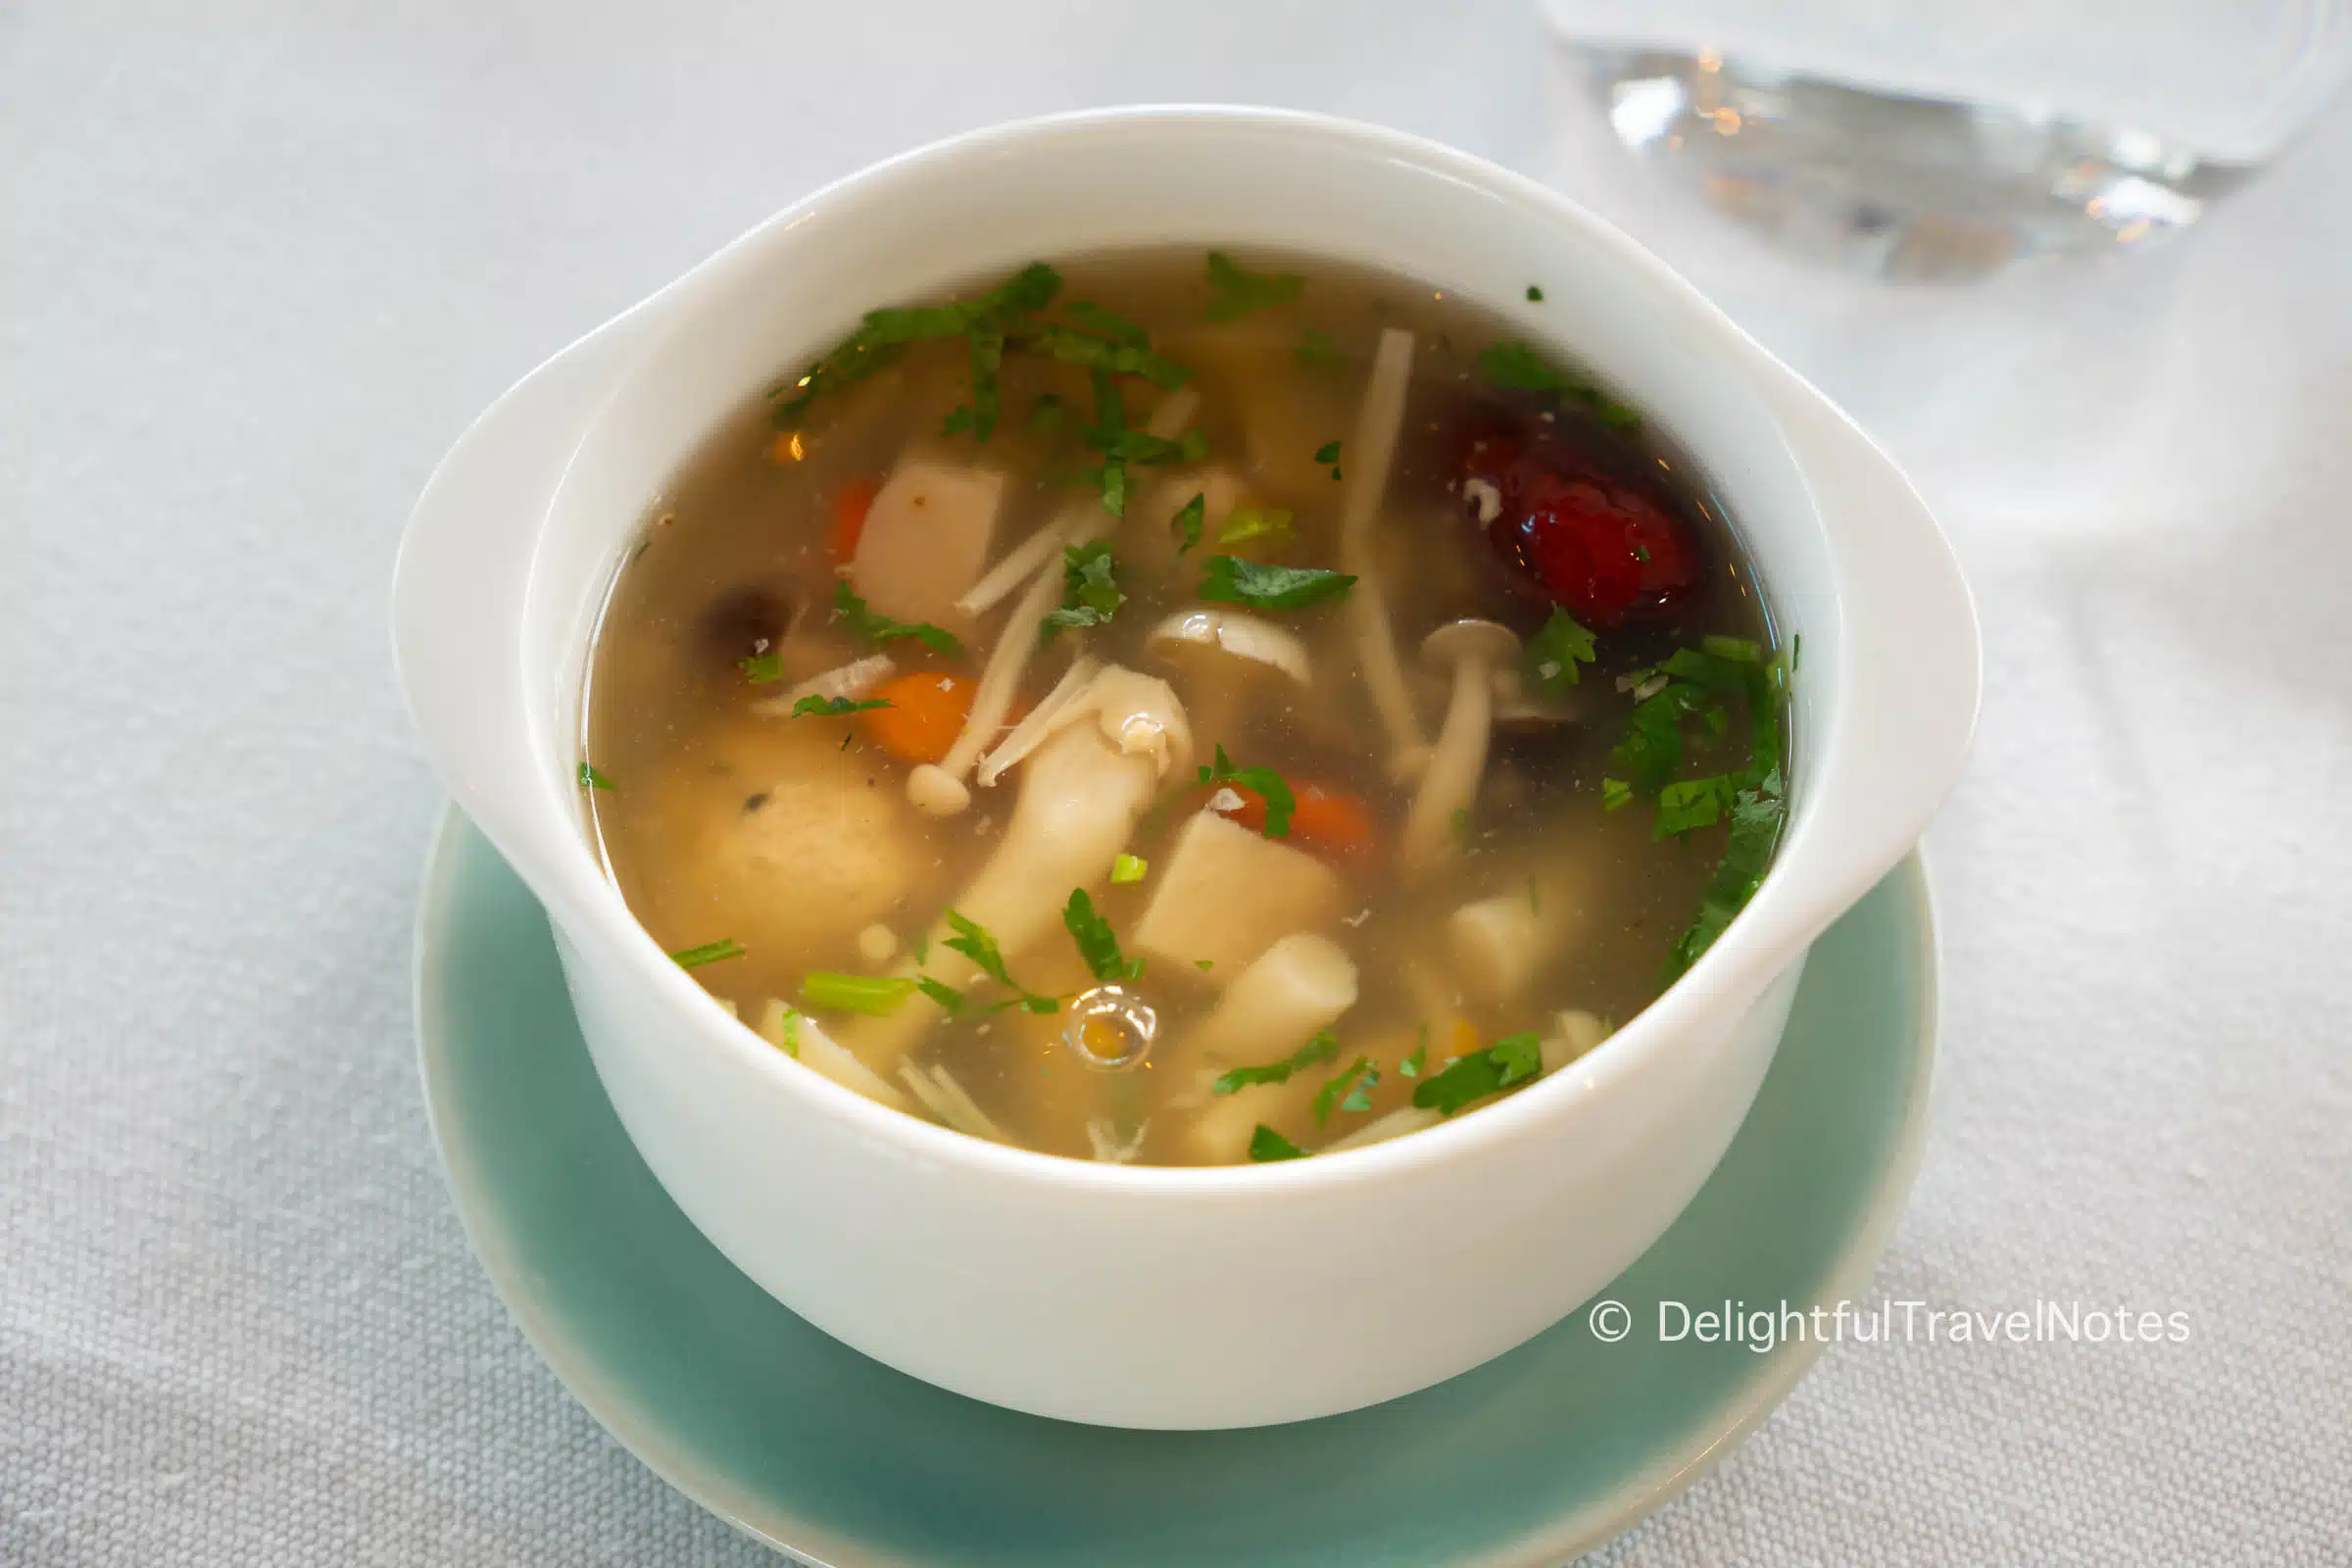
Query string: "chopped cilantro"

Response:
xmin=802 ymin=971 xmax=917 ymax=1014
xmin=1171 ymin=492 xmax=1206 ymax=554
xmin=1399 ymin=1030 xmax=1428 ymax=1078
xmin=1249 ymin=1125 xmax=1309 ymax=1162
xmin=1412 ymin=1031 xmax=1543 ymax=1115
xmin=1025 ymin=323 xmax=1190 ymax=389
xmin=1295 ymin=327 xmax=1344 ymax=367
xmin=772 ymin=261 xmax=1061 ymax=429
xmin=943 ymin=909 xmax=1057 ymax=1013
xmin=670 ymin=938 xmax=744 ymax=970
xmin=1198 ymin=556 xmax=1356 ymax=611
xmin=1205 ymin=251 xmax=1304 ymax=321
xmin=577 ymin=761 xmax=613 ymax=791
xmin=777 ymin=1007 xmax=800 ymax=1057
xmin=1061 ymin=300 xmax=1150 ymax=345
xmin=1198 ymin=744 xmax=1296 ymax=838
xmin=1074 ymin=369 xmax=1203 ymax=519
xmin=1111 ymin=854 xmax=1148 ymax=885
xmin=1526 ymin=284 xmax=1544 ymax=301
xmin=1792 ymin=632 xmax=1803 ymax=671
xmin=1313 ymin=1056 xmax=1377 ymax=1126
xmin=739 ymin=651 xmax=787 ymax=684
xmin=1475 ymin=339 xmax=1641 ymax=431
xmin=1663 ymin=782 xmax=1785 ymax=979
xmin=1216 ymin=507 xmax=1294 ymax=547
xmin=1213 ymin=1029 xmax=1340 ymax=1096
xmin=1526 ymin=608 xmax=1597 ymax=693
xmin=1194 ymin=958 xmax=1215 ymax=971
xmin=1041 ymin=542 xmax=1125 ymax=642
xmin=915 ymin=975 xmax=965 ymax=1012
xmin=789 ymin=694 xmax=891 ymax=717
xmin=1312 ymin=440 xmax=1342 ymax=465
xmin=1601 ymin=777 xmax=1633 ymax=810
xmin=1655 ymin=774 xmax=1736 ymax=837
xmin=1062 ymin=888 xmax=1143 ymax=984
xmin=833 ymin=581 xmax=962 ymax=658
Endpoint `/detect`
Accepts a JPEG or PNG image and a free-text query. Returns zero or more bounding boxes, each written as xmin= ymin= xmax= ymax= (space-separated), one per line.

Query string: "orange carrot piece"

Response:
xmin=1216 ymin=781 xmax=1379 ymax=859
xmin=860 ymin=671 xmax=974 ymax=764
xmin=827 ymin=476 xmax=880 ymax=564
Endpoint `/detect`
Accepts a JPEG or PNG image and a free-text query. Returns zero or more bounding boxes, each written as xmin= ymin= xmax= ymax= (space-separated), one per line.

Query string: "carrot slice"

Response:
xmin=1215 ymin=781 xmax=1379 ymax=859
xmin=827 ymin=476 xmax=880 ymax=564
xmin=860 ymin=671 xmax=975 ymax=764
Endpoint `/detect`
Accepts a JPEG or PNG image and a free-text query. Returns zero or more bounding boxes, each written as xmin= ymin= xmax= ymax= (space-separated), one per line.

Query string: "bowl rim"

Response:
xmin=423 ymin=103 xmax=1975 ymax=1200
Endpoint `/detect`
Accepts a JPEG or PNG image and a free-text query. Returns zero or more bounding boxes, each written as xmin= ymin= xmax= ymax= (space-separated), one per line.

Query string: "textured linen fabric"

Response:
xmin=2 ymin=3 xmax=2346 ymax=1563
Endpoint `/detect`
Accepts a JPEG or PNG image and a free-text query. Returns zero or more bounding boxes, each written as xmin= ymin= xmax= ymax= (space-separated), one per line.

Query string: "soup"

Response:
xmin=581 ymin=248 xmax=1788 ymax=1166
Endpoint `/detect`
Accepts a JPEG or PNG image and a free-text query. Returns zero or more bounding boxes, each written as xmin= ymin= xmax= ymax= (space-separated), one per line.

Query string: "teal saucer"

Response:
xmin=416 ymin=809 xmax=1936 ymax=1565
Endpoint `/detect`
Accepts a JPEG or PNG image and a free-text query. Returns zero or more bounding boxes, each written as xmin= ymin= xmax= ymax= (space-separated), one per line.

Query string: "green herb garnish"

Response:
xmin=739 ymin=651 xmax=787 ymax=684
xmin=1198 ymin=556 xmax=1356 ymax=611
xmin=772 ymin=261 xmax=1061 ymax=430
xmin=801 ymin=971 xmax=917 ymax=1014
xmin=943 ymin=909 xmax=1058 ymax=1013
xmin=1663 ymin=781 xmax=1784 ymax=980
xmin=577 ymin=761 xmax=613 ymax=791
xmin=1041 ymin=541 xmax=1125 ymax=642
xmin=916 ymin=976 xmax=965 ymax=1012
xmin=1213 ymin=1029 xmax=1340 ymax=1096
xmin=1198 ymin=743 xmax=1297 ymax=838
xmin=1062 ymin=888 xmax=1143 ymax=984
xmin=1111 ymin=854 xmax=1148 ymax=885
xmin=1476 ymin=339 xmax=1641 ymax=431
xmin=1296 ymin=327 xmax=1344 ymax=367
xmin=1205 ymin=251 xmax=1304 ymax=321
xmin=1412 ymin=1031 xmax=1543 ymax=1116
xmin=1526 ymin=608 xmax=1597 ymax=693
xmin=1399 ymin=1030 xmax=1428 ymax=1078
xmin=1027 ymin=323 xmax=1191 ymax=389
xmin=1313 ymin=439 xmax=1341 ymax=465
xmin=1216 ymin=508 xmax=1294 ymax=547
xmin=833 ymin=581 xmax=963 ymax=658
xmin=670 ymin=938 xmax=745 ymax=970
xmin=1313 ymin=1056 xmax=1377 ymax=1126
xmin=1075 ymin=369 xmax=1203 ymax=519
xmin=1249 ymin=1125 xmax=1308 ymax=1162
xmin=789 ymin=694 xmax=892 ymax=717
xmin=1526 ymin=284 xmax=1544 ymax=302
xmin=777 ymin=1007 xmax=800 ymax=1057
xmin=1195 ymin=958 xmax=1215 ymax=971
xmin=1171 ymin=492 xmax=1206 ymax=554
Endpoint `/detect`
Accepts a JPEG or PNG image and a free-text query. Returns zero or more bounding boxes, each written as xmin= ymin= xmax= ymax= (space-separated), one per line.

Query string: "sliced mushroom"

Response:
xmin=898 ymin=1059 xmax=1009 ymax=1141
xmin=842 ymin=701 xmax=1187 ymax=1073
xmin=972 ymin=654 xmax=1102 ymax=788
xmin=1130 ymin=810 xmax=1343 ymax=979
xmin=1541 ymin=1008 xmax=1612 ymax=1074
xmin=1177 ymin=933 xmax=1359 ymax=1163
xmin=908 ymin=387 xmax=1200 ymax=817
xmin=1447 ymin=867 xmax=1585 ymax=1005
xmin=757 ymin=999 xmax=911 ymax=1113
xmin=851 ymin=454 xmax=1004 ymax=628
xmin=1148 ymin=608 xmax=1312 ymax=684
xmin=1399 ymin=619 xmax=1521 ymax=876
xmin=752 ymin=652 xmax=897 ymax=715
xmin=1337 ymin=327 xmax=1428 ymax=776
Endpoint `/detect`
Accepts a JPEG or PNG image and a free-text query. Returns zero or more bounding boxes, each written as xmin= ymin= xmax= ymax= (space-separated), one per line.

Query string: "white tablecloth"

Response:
xmin=5 ymin=3 xmax=2347 ymax=1562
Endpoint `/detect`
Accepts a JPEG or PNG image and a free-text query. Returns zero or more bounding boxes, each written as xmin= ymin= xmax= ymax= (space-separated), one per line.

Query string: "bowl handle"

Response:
xmin=1748 ymin=354 xmax=1982 ymax=949
xmin=390 ymin=314 xmax=652 ymax=900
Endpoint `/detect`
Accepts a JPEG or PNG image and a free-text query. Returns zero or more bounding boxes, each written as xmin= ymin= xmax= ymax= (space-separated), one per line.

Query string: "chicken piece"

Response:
xmin=635 ymin=719 xmax=933 ymax=961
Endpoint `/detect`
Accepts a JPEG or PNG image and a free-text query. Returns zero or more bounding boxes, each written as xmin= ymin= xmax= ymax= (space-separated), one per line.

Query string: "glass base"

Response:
xmin=1582 ymin=49 xmax=2252 ymax=280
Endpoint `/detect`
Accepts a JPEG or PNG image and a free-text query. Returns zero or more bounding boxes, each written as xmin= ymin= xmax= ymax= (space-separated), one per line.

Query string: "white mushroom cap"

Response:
xmin=1149 ymin=608 xmax=1313 ymax=685
xmin=1420 ymin=618 xmax=1522 ymax=671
